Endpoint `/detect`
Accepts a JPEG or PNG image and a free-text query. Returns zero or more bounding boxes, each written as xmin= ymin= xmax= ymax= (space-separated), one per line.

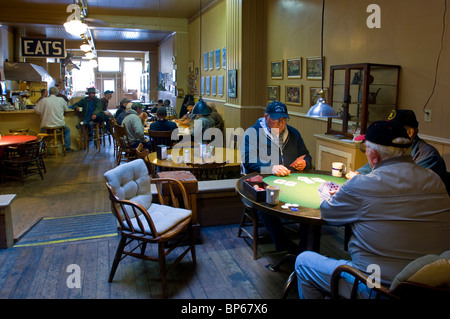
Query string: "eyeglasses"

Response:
xmin=269 ymin=117 xmax=289 ymax=124
xmin=358 ymin=142 xmax=366 ymax=153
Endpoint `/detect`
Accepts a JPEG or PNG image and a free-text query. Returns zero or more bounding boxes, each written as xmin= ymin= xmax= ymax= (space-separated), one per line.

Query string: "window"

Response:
xmin=123 ymin=60 xmax=142 ymax=93
xmin=71 ymin=59 xmax=95 ymax=95
xmin=98 ymin=57 xmax=120 ymax=72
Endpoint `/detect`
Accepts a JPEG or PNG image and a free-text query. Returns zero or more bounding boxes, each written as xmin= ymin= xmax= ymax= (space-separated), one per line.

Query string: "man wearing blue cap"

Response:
xmin=242 ymin=101 xmax=312 ymax=252
xmin=295 ymin=120 xmax=450 ymax=299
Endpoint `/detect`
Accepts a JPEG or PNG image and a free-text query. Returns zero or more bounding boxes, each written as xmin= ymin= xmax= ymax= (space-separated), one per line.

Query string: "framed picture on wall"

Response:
xmin=287 ymin=57 xmax=302 ymax=79
xmin=310 ymin=87 xmax=328 ymax=107
xmin=211 ymin=76 xmax=217 ymax=95
xmin=306 ymin=56 xmax=324 ymax=80
xmin=222 ymin=47 xmax=226 ymax=69
xmin=218 ymin=75 xmax=224 ymax=96
xmin=228 ymin=69 xmax=237 ymax=98
xmin=209 ymin=51 xmax=214 ymax=71
xmin=286 ymin=85 xmax=302 ymax=106
xmin=271 ymin=60 xmax=283 ymax=80
xmin=215 ymin=49 xmax=221 ymax=70
xmin=267 ymin=85 xmax=279 ymax=102
xmin=204 ymin=52 xmax=208 ymax=71
xmin=206 ymin=76 xmax=210 ymax=95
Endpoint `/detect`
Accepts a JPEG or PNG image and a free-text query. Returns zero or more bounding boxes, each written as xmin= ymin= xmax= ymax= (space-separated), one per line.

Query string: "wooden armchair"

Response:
xmin=148 ymin=130 xmax=175 ymax=152
xmin=104 ymin=159 xmax=196 ymax=298
xmin=330 ymin=250 xmax=450 ymax=299
xmin=187 ymin=161 xmax=226 ymax=181
xmin=113 ymin=124 xmax=137 ymax=165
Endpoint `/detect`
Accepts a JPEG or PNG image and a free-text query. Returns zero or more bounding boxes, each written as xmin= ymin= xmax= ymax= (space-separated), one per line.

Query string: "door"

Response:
xmin=101 ymin=78 xmax=118 ymax=109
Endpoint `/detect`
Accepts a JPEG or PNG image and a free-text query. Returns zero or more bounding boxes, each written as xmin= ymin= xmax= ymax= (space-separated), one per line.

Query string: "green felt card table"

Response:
xmin=236 ymin=171 xmax=346 ymax=251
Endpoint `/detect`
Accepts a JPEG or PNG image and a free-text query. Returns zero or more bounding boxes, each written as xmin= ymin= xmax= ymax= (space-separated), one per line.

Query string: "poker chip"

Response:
xmin=290 ymin=207 xmax=298 ymax=211
xmin=281 ymin=205 xmax=290 ymax=209
xmin=291 ymin=204 xmax=299 ymax=207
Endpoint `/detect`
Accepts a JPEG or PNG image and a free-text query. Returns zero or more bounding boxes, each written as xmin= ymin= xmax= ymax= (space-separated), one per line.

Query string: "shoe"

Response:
xmin=65 ymin=148 xmax=75 ymax=153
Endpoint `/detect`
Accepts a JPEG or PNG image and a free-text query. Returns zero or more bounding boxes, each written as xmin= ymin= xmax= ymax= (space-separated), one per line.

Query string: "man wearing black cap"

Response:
xmin=347 ymin=109 xmax=448 ymax=194
xmin=71 ymin=87 xmax=103 ymax=140
xmin=242 ymin=101 xmax=312 ymax=252
xmin=295 ymin=120 xmax=450 ymax=299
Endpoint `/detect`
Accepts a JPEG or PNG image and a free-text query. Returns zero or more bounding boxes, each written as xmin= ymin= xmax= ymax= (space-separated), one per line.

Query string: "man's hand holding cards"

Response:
xmin=318 ymin=181 xmax=341 ymax=203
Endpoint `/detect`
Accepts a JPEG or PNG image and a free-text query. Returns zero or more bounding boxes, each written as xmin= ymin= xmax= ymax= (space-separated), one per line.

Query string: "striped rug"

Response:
xmin=15 ymin=212 xmax=118 ymax=247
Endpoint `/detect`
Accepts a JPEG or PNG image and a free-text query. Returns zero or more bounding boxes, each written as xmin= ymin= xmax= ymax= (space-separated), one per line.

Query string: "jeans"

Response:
xmin=295 ymin=251 xmax=372 ymax=299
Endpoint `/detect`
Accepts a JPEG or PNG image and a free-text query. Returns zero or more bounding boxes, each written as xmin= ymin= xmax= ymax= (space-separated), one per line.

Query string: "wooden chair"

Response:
xmin=330 ymin=251 xmax=450 ymax=299
xmin=1 ymin=140 xmax=43 ymax=185
xmin=113 ymin=124 xmax=137 ymax=165
xmin=148 ymin=130 xmax=175 ymax=153
xmin=104 ymin=159 xmax=196 ymax=298
xmin=135 ymin=143 xmax=152 ymax=176
xmin=36 ymin=133 xmax=52 ymax=173
xmin=186 ymin=161 xmax=226 ymax=181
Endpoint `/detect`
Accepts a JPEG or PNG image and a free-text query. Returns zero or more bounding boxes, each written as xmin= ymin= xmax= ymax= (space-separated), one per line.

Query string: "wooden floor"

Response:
xmin=0 ymin=138 xmax=349 ymax=299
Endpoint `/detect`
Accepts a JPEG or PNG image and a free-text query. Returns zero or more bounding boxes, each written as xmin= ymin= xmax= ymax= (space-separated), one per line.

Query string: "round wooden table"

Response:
xmin=147 ymin=146 xmax=241 ymax=171
xmin=0 ymin=135 xmax=37 ymax=157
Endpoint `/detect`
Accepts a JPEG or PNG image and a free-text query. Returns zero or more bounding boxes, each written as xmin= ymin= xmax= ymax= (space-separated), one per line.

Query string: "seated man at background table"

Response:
xmin=115 ymin=98 xmax=131 ymax=125
xmin=35 ymin=86 xmax=74 ymax=152
xmin=150 ymin=107 xmax=178 ymax=132
xmin=122 ymin=102 xmax=151 ymax=150
xmin=150 ymin=99 xmax=164 ymax=114
xmin=295 ymin=120 xmax=450 ymax=299
xmin=241 ymin=100 xmax=312 ymax=252
xmin=346 ymin=109 xmax=449 ymax=194
xmin=163 ymin=99 xmax=178 ymax=118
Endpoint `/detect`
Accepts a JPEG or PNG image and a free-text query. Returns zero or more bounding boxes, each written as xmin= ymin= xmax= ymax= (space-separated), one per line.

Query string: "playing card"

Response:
xmin=312 ymin=177 xmax=326 ymax=183
xmin=318 ymin=181 xmax=340 ymax=203
xmin=284 ymin=181 xmax=297 ymax=186
xmin=298 ymin=176 xmax=315 ymax=184
xmin=274 ymin=179 xmax=286 ymax=184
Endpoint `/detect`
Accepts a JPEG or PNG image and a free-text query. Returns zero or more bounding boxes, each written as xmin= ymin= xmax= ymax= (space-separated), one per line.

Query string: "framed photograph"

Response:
xmin=215 ymin=49 xmax=221 ymax=70
xmin=204 ymin=52 xmax=208 ymax=71
xmin=267 ymin=85 xmax=280 ymax=102
xmin=222 ymin=47 xmax=226 ymax=69
xmin=188 ymin=60 xmax=194 ymax=73
xmin=287 ymin=57 xmax=302 ymax=79
xmin=209 ymin=51 xmax=214 ymax=71
xmin=306 ymin=56 xmax=324 ymax=80
xmin=206 ymin=76 xmax=210 ymax=95
xmin=310 ymin=87 xmax=328 ymax=107
xmin=211 ymin=76 xmax=217 ymax=96
xmin=228 ymin=69 xmax=237 ymax=98
xmin=218 ymin=75 xmax=224 ymax=96
xmin=271 ymin=60 xmax=283 ymax=79
xmin=286 ymin=85 xmax=302 ymax=106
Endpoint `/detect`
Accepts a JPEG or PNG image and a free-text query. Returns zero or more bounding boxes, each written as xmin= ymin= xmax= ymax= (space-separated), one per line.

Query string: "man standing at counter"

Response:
xmin=71 ymin=87 xmax=103 ymax=141
xmin=35 ymin=86 xmax=73 ymax=152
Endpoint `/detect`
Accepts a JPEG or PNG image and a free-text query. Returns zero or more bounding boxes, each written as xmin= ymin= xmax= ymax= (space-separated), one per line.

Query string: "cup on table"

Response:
xmin=332 ymin=162 xmax=346 ymax=177
xmin=266 ymin=185 xmax=280 ymax=205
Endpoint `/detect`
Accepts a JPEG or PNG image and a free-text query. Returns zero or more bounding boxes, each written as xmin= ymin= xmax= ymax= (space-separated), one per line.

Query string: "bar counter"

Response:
xmin=0 ymin=109 xmax=82 ymax=150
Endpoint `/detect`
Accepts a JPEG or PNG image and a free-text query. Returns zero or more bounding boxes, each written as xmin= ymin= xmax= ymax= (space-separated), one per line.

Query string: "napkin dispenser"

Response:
xmin=157 ymin=145 xmax=168 ymax=160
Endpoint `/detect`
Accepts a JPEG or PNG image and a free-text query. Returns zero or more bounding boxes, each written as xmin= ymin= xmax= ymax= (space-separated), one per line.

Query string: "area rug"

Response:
xmin=14 ymin=212 xmax=118 ymax=247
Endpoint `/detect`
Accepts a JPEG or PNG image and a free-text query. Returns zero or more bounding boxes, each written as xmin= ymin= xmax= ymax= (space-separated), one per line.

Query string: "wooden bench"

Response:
xmin=151 ymin=178 xmax=242 ymax=226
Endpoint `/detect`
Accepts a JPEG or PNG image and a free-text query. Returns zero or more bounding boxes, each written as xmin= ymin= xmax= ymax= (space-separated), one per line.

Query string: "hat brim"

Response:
xmin=269 ymin=113 xmax=290 ymax=120
xmin=354 ymin=134 xmax=365 ymax=142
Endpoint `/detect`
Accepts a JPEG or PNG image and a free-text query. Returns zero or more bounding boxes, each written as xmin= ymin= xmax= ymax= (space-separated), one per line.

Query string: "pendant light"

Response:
xmin=154 ymin=0 xmax=167 ymax=92
xmin=192 ymin=0 xmax=208 ymax=115
xmin=306 ymin=0 xmax=338 ymax=118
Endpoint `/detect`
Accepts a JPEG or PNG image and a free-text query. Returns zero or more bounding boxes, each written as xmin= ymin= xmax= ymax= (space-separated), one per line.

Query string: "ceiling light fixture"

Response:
xmin=64 ymin=4 xmax=88 ymax=36
xmin=192 ymin=0 xmax=208 ymax=114
xmin=306 ymin=0 xmax=338 ymax=118
xmin=85 ymin=50 xmax=95 ymax=59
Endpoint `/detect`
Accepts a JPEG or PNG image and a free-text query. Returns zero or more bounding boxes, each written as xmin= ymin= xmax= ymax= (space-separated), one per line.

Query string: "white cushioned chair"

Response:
xmin=330 ymin=250 xmax=450 ymax=299
xmin=104 ymin=159 xmax=196 ymax=298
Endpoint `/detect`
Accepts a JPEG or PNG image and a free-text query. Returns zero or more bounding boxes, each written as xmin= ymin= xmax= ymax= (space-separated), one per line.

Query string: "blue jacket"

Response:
xmin=242 ymin=118 xmax=312 ymax=174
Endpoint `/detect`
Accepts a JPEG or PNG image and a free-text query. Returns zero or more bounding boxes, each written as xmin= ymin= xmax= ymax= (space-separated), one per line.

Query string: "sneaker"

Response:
xmin=65 ymin=148 xmax=75 ymax=153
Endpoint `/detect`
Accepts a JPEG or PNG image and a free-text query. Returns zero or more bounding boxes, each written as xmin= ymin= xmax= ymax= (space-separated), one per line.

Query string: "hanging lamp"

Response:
xmin=306 ymin=0 xmax=338 ymax=118
xmin=192 ymin=0 xmax=208 ymax=114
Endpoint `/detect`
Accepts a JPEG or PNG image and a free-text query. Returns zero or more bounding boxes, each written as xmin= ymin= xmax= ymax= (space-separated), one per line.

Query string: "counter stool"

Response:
xmin=93 ymin=123 xmax=102 ymax=151
xmin=79 ymin=125 xmax=90 ymax=151
xmin=44 ymin=126 xmax=66 ymax=159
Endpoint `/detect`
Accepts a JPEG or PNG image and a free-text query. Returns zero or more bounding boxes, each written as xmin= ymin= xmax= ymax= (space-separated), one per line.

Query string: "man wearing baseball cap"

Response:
xmin=242 ymin=100 xmax=312 ymax=252
xmin=295 ymin=120 xmax=450 ymax=299
xmin=347 ymin=109 xmax=448 ymax=194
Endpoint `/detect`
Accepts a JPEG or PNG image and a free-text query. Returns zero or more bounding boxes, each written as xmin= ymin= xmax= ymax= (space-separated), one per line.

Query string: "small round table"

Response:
xmin=0 ymin=135 xmax=38 ymax=157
